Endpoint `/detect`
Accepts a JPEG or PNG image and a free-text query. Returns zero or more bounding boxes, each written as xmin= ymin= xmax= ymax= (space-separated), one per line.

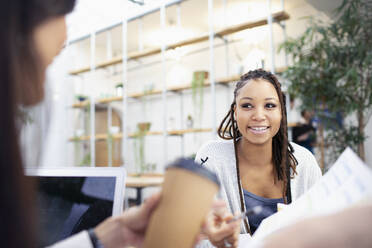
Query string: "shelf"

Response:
xmin=68 ymin=124 xmax=300 ymax=142
xmin=168 ymin=128 xmax=212 ymax=135
xmin=69 ymin=128 xmax=213 ymax=142
xmin=69 ymin=11 xmax=289 ymax=75
xmin=71 ymin=75 xmax=241 ymax=108
xmin=71 ymin=66 xmax=288 ymax=109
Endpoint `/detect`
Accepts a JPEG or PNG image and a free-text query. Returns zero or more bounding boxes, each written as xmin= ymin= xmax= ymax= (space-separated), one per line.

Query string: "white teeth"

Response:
xmin=251 ymin=127 xmax=268 ymax=131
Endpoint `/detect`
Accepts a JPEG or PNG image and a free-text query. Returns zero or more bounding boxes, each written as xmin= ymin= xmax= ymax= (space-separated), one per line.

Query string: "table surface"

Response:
xmin=126 ymin=174 xmax=164 ymax=188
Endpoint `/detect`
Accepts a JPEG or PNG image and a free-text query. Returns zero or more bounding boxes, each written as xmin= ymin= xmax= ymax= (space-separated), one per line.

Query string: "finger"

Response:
xmin=121 ymin=191 xmax=161 ymax=230
xmin=211 ymin=200 xmax=228 ymax=218
xmin=223 ymin=213 xmax=235 ymax=223
xmin=226 ymin=234 xmax=238 ymax=248
xmin=193 ymin=233 xmax=208 ymax=246
xmin=209 ymin=222 xmax=239 ymax=242
xmin=142 ymin=191 xmax=161 ymax=215
xmin=212 ymin=240 xmax=226 ymax=248
xmin=211 ymin=199 xmax=226 ymax=209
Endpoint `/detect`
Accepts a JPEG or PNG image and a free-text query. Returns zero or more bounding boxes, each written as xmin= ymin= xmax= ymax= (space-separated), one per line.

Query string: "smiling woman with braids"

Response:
xmin=196 ymin=69 xmax=322 ymax=247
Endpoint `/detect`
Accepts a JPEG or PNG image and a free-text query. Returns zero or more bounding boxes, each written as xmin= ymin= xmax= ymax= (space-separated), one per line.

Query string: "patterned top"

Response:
xmin=243 ymin=189 xmax=284 ymax=234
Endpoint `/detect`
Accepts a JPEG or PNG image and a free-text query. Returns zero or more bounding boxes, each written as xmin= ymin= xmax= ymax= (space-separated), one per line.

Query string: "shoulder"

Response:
xmin=195 ymin=139 xmax=235 ymax=170
xmin=291 ymin=142 xmax=319 ymax=172
xmin=290 ymin=142 xmax=322 ymax=190
xmin=196 ymin=139 xmax=234 ymax=157
xmin=291 ymin=142 xmax=316 ymax=163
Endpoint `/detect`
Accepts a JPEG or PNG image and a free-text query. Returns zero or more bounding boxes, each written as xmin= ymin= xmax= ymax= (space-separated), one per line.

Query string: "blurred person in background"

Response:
xmin=292 ymin=110 xmax=316 ymax=154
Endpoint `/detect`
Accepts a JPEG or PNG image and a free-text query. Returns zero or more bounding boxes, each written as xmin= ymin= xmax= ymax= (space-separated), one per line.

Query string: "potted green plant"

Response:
xmin=80 ymin=152 xmax=91 ymax=166
xmin=72 ymin=131 xmax=83 ymax=166
xmin=75 ymin=94 xmax=88 ymax=102
xmin=115 ymin=83 xmax=123 ymax=97
xmin=280 ymin=0 xmax=372 ymax=168
xmin=191 ymin=71 xmax=208 ymax=128
xmin=133 ymin=123 xmax=155 ymax=175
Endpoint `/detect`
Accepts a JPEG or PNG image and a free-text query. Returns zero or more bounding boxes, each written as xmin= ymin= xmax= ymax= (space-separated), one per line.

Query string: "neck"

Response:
xmin=237 ymin=138 xmax=273 ymax=168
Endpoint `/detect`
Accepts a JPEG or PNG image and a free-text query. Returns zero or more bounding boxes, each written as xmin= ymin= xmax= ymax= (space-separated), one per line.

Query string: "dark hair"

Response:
xmin=218 ymin=69 xmax=297 ymax=207
xmin=0 ymin=0 xmax=75 ymax=247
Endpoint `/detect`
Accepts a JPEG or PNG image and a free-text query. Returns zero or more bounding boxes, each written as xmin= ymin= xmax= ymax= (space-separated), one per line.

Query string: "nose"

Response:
xmin=251 ymin=107 xmax=266 ymax=121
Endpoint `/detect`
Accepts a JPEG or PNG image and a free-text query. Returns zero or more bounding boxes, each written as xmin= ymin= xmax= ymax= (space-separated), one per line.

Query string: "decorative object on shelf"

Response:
xmin=133 ymin=122 xmax=155 ymax=175
xmin=72 ymin=135 xmax=82 ymax=166
xmin=75 ymin=94 xmax=88 ymax=102
xmin=137 ymin=122 xmax=151 ymax=132
xmin=142 ymin=83 xmax=154 ymax=121
xmin=106 ymin=130 xmax=113 ymax=165
xmin=186 ymin=114 xmax=194 ymax=129
xmin=143 ymin=83 xmax=155 ymax=95
xmin=72 ymin=129 xmax=84 ymax=162
xmin=191 ymin=71 xmax=208 ymax=128
xmin=106 ymin=126 xmax=120 ymax=166
xmin=109 ymin=126 xmax=120 ymax=134
xmin=80 ymin=152 xmax=91 ymax=166
xmin=115 ymin=83 xmax=123 ymax=97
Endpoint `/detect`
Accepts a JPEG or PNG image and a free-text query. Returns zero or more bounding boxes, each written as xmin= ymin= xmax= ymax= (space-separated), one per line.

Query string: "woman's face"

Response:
xmin=234 ymin=79 xmax=282 ymax=146
xmin=33 ymin=16 xmax=67 ymax=79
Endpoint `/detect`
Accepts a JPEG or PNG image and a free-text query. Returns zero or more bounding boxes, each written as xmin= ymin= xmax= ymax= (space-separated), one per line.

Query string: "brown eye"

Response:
xmin=241 ymin=103 xmax=253 ymax=109
xmin=266 ymin=103 xmax=276 ymax=109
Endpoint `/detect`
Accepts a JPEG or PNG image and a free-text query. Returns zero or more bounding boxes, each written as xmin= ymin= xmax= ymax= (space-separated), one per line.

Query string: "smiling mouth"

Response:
xmin=248 ymin=126 xmax=269 ymax=134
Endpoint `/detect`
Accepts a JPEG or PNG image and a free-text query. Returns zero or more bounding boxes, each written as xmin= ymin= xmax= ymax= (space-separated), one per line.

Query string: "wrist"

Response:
xmin=95 ymin=217 xmax=129 ymax=248
xmin=88 ymin=228 xmax=104 ymax=248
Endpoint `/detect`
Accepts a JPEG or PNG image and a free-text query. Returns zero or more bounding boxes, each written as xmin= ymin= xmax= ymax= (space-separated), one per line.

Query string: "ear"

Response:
xmin=233 ymin=105 xmax=237 ymax=120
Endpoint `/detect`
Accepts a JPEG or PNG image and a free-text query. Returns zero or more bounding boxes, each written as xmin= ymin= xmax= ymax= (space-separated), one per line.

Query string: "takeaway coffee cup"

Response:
xmin=143 ymin=158 xmax=220 ymax=248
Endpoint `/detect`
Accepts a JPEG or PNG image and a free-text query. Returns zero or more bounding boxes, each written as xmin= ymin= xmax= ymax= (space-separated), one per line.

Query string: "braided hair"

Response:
xmin=218 ymin=69 xmax=297 ymax=205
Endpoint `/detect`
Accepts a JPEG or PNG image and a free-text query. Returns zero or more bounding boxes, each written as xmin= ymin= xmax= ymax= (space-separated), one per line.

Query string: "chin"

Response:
xmin=243 ymin=136 xmax=272 ymax=146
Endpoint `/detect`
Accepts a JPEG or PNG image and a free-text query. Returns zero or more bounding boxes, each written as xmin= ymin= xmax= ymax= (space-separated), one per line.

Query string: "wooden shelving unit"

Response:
xmin=71 ymin=75 xmax=240 ymax=108
xmin=69 ymin=128 xmax=213 ymax=142
xmin=71 ymin=66 xmax=287 ymax=109
xmin=69 ymin=123 xmax=298 ymax=142
xmin=69 ymin=11 xmax=289 ymax=76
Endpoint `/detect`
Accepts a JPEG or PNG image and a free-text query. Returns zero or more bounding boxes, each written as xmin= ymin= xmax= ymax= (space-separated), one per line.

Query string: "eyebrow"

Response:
xmin=239 ymin=97 xmax=279 ymax=101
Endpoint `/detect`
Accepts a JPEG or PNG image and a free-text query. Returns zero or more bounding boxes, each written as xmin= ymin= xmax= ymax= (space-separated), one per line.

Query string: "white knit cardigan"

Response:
xmin=195 ymin=139 xmax=322 ymax=236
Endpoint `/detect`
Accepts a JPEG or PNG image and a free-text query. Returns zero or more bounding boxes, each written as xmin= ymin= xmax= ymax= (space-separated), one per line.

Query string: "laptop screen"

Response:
xmin=33 ymin=175 xmax=116 ymax=246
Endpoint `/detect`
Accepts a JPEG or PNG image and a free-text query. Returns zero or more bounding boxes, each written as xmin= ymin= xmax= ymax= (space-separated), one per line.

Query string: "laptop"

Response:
xmin=24 ymin=167 xmax=126 ymax=246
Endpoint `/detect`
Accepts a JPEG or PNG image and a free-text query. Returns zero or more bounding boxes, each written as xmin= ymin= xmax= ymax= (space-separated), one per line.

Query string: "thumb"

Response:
xmin=141 ymin=191 xmax=162 ymax=217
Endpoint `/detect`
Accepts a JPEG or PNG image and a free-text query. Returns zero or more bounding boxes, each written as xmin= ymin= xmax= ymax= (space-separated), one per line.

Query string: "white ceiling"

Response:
xmin=66 ymin=0 xmax=166 ymax=41
xmin=66 ymin=0 xmax=341 ymax=55
xmin=67 ymin=0 xmax=286 ymax=52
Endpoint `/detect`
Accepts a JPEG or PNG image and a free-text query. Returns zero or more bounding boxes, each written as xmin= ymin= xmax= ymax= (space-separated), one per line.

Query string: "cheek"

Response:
xmin=271 ymin=112 xmax=282 ymax=132
xmin=33 ymin=17 xmax=66 ymax=69
xmin=235 ymin=110 xmax=249 ymax=130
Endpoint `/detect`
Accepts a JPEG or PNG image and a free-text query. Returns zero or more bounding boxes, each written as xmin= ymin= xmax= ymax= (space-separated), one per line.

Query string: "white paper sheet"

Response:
xmin=240 ymin=148 xmax=372 ymax=247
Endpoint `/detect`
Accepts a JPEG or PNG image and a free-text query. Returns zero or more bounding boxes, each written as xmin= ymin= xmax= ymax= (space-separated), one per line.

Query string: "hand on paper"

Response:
xmin=202 ymin=199 xmax=240 ymax=248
